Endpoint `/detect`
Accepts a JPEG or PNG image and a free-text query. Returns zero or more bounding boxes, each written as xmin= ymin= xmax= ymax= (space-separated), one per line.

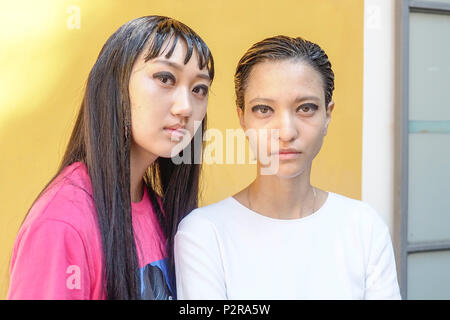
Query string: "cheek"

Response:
xmin=130 ymin=106 xmax=159 ymax=143
xmin=193 ymin=101 xmax=207 ymax=121
xmin=243 ymin=117 xmax=279 ymax=154
xmin=129 ymin=74 xmax=171 ymax=117
xmin=303 ymin=125 xmax=326 ymax=157
xmin=130 ymin=95 xmax=169 ymax=145
xmin=129 ymin=79 xmax=171 ymax=132
xmin=187 ymin=100 xmax=207 ymax=132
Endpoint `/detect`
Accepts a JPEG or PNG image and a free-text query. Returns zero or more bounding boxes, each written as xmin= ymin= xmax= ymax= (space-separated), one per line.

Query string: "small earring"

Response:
xmin=124 ymin=121 xmax=131 ymax=140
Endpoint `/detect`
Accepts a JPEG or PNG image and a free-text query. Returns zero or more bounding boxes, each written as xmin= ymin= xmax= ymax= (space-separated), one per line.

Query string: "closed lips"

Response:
xmin=164 ymin=125 xmax=186 ymax=133
xmin=163 ymin=126 xmax=187 ymax=141
xmin=164 ymin=124 xmax=185 ymax=130
xmin=274 ymin=149 xmax=301 ymax=154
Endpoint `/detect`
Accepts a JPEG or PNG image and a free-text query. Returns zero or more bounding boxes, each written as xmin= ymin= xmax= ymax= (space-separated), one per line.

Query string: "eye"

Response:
xmin=192 ymin=85 xmax=209 ymax=97
xmin=251 ymin=105 xmax=273 ymax=115
xmin=153 ymin=72 xmax=176 ymax=86
xmin=297 ymin=103 xmax=318 ymax=115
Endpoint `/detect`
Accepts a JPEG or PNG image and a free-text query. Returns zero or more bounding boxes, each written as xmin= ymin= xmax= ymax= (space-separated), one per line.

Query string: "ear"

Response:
xmin=323 ymin=101 xmax=334 ymax=135
xmin=237 ymin=107 xmax=246 ymax=131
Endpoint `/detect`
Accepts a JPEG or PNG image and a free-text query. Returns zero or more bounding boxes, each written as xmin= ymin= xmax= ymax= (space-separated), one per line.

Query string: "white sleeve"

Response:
xmin=364 ymin=211 xmax=402 ymax=300
xmin=174 ymin=211 xmax=227 ymax=300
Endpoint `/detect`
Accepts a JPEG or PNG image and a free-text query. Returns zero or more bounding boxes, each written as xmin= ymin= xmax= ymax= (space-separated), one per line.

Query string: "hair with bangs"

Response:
xmin=26 ymin=16 xmax=214 ymax=299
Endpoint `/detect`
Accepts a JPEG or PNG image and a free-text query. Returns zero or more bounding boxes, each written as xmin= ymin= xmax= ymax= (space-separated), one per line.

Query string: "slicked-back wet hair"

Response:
xmin=234 ymin=35 xmax=333 ymax=110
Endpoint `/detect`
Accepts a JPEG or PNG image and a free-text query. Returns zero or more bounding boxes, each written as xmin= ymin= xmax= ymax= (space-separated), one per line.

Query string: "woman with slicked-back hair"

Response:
xmin=8 ymin=16 xmax=214 ymax=300
xmin=175 ymin=35 xmax=401 ymax=300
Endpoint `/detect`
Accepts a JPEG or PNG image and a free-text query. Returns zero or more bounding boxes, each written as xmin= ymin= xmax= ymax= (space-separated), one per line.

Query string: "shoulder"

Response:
xmin=177 ymin=197 xmax=236 ymax=234
xmin=327 ymin=192 xmax=389 ymax=234
xmin=23 ymin=162 xmax=98 ymax=237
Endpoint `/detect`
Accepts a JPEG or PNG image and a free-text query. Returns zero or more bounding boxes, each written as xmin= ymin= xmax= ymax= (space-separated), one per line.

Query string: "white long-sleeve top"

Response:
xmin=174 ymin=192 xmax=401 ymax=300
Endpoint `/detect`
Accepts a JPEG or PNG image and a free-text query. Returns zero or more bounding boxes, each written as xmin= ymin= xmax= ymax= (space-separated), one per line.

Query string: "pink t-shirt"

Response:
xmin=7 ymin=162 xmax=173 ymax=300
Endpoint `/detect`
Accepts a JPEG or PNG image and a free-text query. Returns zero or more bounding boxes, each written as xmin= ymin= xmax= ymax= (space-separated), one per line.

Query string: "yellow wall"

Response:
xmin=0 ymin=0 xmax=363 ymax=298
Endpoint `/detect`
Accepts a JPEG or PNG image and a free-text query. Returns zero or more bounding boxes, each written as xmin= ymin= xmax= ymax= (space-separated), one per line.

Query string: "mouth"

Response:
xmin=273 ymin=149 xmax=302 ymax=160
xmin=163 ymin=125 xmax=187 ymax=141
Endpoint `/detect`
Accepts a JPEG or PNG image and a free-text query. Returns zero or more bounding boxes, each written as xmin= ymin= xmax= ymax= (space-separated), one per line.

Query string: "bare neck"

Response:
xmin=234 ymin=165 xmax=326 ymax=220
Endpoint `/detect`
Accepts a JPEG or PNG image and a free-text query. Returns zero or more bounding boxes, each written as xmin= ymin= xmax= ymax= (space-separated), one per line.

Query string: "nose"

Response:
xmin=277 ymin=110 xmax=298 ymax=142
xmin=171 ymin=87 xmax=193 ymax=119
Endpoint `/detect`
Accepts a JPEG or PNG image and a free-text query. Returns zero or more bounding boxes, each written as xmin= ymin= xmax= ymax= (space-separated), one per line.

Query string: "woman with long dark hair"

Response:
xmin=8 ymin=15 xmax=214 ymax=300
xmin=174 ymin=35 xmax=400 ymax=299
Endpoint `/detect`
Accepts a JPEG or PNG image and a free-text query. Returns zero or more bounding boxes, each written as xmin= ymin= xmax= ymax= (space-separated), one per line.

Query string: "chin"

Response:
xmin=260 ymin=162 xmax=307 ymax=179
xmin=160 ymin=146 xmax=183 ymax=159
xmin=277 ymin=169 xmax=306 ymax=179
xmin=136 ymin=143 xmax=176 ymax=160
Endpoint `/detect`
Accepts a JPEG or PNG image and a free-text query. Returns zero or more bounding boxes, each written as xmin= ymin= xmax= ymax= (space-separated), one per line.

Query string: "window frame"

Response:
xmin=401 ymin=0 xmax=450 ymax=299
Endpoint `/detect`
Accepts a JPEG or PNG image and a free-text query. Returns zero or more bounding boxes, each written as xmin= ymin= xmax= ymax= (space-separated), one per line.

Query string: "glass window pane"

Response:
xmin=419 ymin=0 xmax=450 ymax=4
xmin=408 ymin=133 xmax=450 ymax=242
xmin=407 ymin=250 xmax=450 ymax=299
xmin=409 ymin=12 xmax=450 ymax=121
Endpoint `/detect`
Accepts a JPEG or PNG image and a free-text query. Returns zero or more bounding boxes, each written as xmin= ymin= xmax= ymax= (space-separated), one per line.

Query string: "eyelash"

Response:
xmin=251 ymin=103 xmax=319 ymax=116
xmin=153 ymin=72 xmax=209 ymax=97
xmin=252 ymin=105 xmax=273 ymax=115
xmin=153 ymin=72 xmax=175 ymax=85
xmin=192 ymin=85 xmax=209 ymax=97
xmin=296 ymin=103 xmax=319 ymax=113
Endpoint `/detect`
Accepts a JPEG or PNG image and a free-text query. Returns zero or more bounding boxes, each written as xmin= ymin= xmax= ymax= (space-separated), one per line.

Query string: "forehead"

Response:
xmin=138 ymin=36 xmax=209 ymax=74
xmin=245 ymin=59 xmax=325 ymax=103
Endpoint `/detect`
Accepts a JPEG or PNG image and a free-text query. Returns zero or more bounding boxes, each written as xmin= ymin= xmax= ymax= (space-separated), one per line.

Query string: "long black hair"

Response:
xmin=28 ymin=16 xmax=214 ymax=299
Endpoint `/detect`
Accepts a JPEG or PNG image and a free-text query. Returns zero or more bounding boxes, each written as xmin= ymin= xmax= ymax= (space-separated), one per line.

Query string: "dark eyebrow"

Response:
xmin=195 ymin=73 xmax=211 ymax=81
xmin=153 ymin=59 xmax=183 ymax=70
xmin=152 ymin=59 xmax=211 ymax=81
xmin=248 ymin=97 xmax=275 ymax=105
xmin=249 ymin=96 xmax=321 ymax=105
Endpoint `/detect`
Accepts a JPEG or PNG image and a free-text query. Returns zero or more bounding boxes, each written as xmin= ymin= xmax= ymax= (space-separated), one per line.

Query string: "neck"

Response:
xmin=130 ymin=144 xmax=158 ymax=203
xmin=248 ymin=165 xmax=315 ymax=219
